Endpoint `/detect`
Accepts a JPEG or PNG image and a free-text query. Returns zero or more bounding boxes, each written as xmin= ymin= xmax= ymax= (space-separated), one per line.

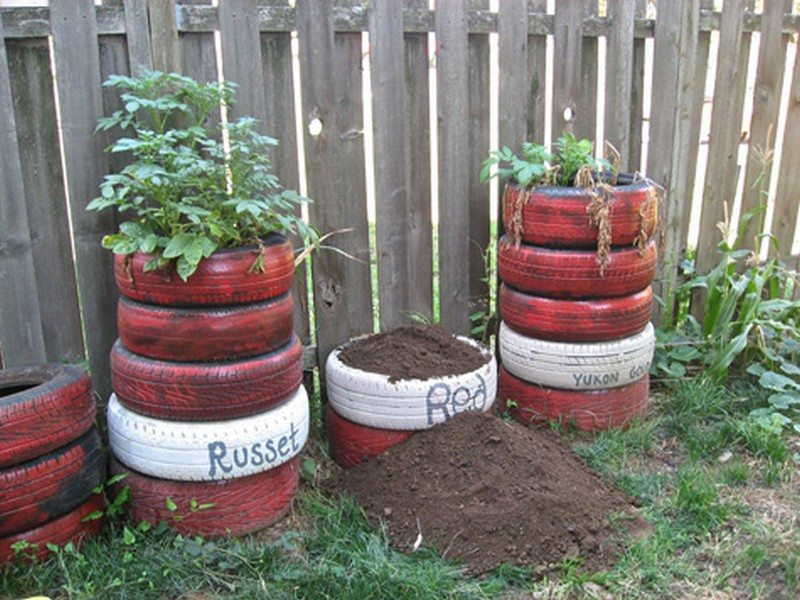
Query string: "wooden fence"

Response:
xmin=1 ymin=0 xmax=799 ymax=399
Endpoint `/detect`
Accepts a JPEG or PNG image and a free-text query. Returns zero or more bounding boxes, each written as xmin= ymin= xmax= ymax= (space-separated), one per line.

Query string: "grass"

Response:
xmin=2 ymin=378 xmax=798 ymax=599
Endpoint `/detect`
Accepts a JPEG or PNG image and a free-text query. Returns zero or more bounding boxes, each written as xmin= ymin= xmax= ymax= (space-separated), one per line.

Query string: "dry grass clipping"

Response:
xmin=581 ymin=165 xmax=613 ymax=277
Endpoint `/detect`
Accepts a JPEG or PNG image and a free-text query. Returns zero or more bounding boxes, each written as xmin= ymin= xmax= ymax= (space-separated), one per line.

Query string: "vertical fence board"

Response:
xmin=403 ymin=0 xmax=433 ymax=321
xmin=578 ymin=0 xmax=598 ymax=142
xmin=605 ymin=0 xmax=635 ymax=170
xmin=50 ymin=0 xmax=116 ymax=396
xmin=260 ymin=27 xmax=309 ymax=343
xmin=771 ymin=41 xmax=800 ymax=258
xmin=467 ymin=0 xmax=491 ymax=321
xmin=7 ymin=39 xmax=84 ymax=365
xmin=147 ymin=0 xmax=180 ymax=73
xmin=98 ymin=36 xmax=131 ymax=178
xmin=218 ymin=0 xmax=268 ymax=126
xmin=552 ymin=0 xmax=583 ymax=139
xmin=498 ymin=0 xmax=528 ymax=154
xmin=369 ymin=0 xmax=411 ymax=329
xmin=179 ymin=33 xmax=218 ymax=83
xmin=0 ymin=29 xmax=46 ymax=366
xmin=297 ymin=0 xmax=372 ymax=365
xmin=123 ymin=0 xmax=151 ymax=76
xmin=628 ymin=0 xmax=647 ymax=171
xmin=648 ymin=0 xmax=701 ymax=323
xmin=436 ymin=0 xmax=470 ymax=335
xmin=526 ymin=0 xmax=547 ymax=143
xmin=695 ymin=0 xmax=749 ymax=277
xmin=739 ymin=0 xmax=791 ymax=252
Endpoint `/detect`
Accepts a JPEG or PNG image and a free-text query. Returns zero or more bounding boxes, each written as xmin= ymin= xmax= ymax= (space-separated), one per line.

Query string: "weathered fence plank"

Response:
xmin=402 ymin=0 xmax=433 ymax=322
xmin=695 ymin=0 xmax=749 ymax=277
xmin=6 ymin=39 xmax=84 ymax=366
xmin=739 ymin=0 xmax=791 ymax=252
xmin=50 ymin=0 xmax=117 ymax=397
xmin=147 ymin=0 xmax=180 ymax=72
xmin=297 ymin=0 xmax=372 ymax=365
xmin=0 ymin=23 xmax=46 ymax=366
xmin=369 ymin=0 xmax=412 ymax=329
xmin=436 ymin=0 xmax=471 ymax=335
xmin=605 ymin=0 xmax=636 ymax=169
xmin=578 ymin=0 xmax=598 ymax=143
xmin=467 ymin=0 xmax=491 ymax=319
xmin=771 ymin=41 xmax=800 ymax=259
xmin=627 ymin=0 xmax=647 ymax=171
xmin=552 ymin=0 xmax=584 ymax=139
xmin=526 ymin=0 xmax=547 ymax=143
xmin=498 ymin=0 xmax=528 ymax=155
xmin=98 ymin=35 xmax=132 ymax=178
xmin=648 ymin=0 xmax=701 ymax=322
xmin=122 ymin=0 xmax=151 ymax=76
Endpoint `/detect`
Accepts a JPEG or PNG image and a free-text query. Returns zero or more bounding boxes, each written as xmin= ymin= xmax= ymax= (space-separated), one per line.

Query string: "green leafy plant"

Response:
xmin=87 ymin=71 xmax=316 ymax=280
xmin=480 ymin=132 xmax=612 ymax=188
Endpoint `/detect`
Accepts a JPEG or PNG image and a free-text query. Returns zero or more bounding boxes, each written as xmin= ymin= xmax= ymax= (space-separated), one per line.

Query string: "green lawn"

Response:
xmin=2 ymin=378 xmax=798 ymax=600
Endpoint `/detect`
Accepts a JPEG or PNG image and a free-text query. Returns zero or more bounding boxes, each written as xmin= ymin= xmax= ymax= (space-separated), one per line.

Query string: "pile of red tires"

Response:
xmin=497 ymin=175 xmax=658 ymax=431
xmin=107 ymin=234 xmax=309 ymax=537
xmin=1 ymin=365 xmax=105 ymax=565
xmin=325 ymin=337 xmax=498 ymax=468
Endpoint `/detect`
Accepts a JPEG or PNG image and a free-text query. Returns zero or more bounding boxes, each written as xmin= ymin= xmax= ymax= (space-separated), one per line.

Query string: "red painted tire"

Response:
xmin=498 ymin=236 xmax=656 ymax=299
xmin=499 ymin=284 xmax=653 ymax=342
xmin=111 ymin=336 xmax=303 ymax=421
xmin=498 ymin=367 xmax=649 ymax=431
xmin=0 ymin=428 xmax=105 ymax=537
xmin=110 ymin=457 xmax=298 ymax=538
xmin=502 ymin=174 xmax=657 ymax=248
xmin=0 ymin=364 xmax=96 ymax=469
xmin=326 ymin=406 xmax=414 ymax=468
xmin=0 ymin=494 xmax=104 ymax=565
xmin=115 ymin=233 xmax=295 ymax=306
xmin=117 ymin=293 xmax=294 ymax=362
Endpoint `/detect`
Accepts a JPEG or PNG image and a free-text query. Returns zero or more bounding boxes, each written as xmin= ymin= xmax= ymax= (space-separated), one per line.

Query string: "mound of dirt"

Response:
xmin=337 ymin=325 xmax=490 ymax=383
xmin=334 ymin=411 xmax=649 ymax=575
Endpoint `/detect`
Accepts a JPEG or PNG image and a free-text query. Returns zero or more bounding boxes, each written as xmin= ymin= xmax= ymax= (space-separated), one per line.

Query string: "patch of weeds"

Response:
xmin=737 ymin=419 xmax=788 ymax=463
xmin=573 ymin=417 xmax=658 ymax=472
xmin=612 ymin=470 xmax=671 ymax=505
xmin=672 ymin=466 xmax=733 ymax=535
xmin=720 ymin=461 xmax=750 ymax=487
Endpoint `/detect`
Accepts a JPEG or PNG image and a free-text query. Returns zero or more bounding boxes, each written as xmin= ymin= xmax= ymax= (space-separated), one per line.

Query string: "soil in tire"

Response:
xmin=334 ymin=411 xmax=650 ymax=575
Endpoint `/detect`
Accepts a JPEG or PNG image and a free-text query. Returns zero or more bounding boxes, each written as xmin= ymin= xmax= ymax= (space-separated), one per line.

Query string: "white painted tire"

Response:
xmin=499 ymin=321 xmax=654 ymax=390
xmin=325 ymin=337 xmax=497 ymax=430
xmin=107 ymin=386 xmax=309 ymax=481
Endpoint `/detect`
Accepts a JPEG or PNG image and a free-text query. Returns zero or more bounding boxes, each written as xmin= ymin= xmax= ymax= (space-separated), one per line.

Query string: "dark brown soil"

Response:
xmin=338 ymin=325 xmax=490 ymax=383
xmin=334 ymin=411 xmax=650 ymax=576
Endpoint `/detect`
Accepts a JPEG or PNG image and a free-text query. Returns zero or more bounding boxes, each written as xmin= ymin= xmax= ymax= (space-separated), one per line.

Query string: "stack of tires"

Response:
xmin=1 ymin=365 xmax=105 ymax=564
xmin=497 ymin=176 xmax=658 ymax=431
xmin=107 ymin=235 xmax=310 ymax=537
xmin=325 ymin=338 xmax=498 ymax=467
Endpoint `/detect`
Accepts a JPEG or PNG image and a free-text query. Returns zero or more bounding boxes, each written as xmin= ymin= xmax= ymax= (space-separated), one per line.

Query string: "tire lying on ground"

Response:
xmin=107 ymin=386 xmax=309 ymax=481
xmin=110 ymin=335 xmax=303 ymax=421
xmin=117 ymin=293 xmax=294 ymax=362
xmin=498 ymin=366 xmax=649 ymax=431
xmin=498 ymin=321 xmax=655 ymax=391
xmin=0 ymin=428 xmax=105 ymax=537
xmin=114 ymin=233 xmax=295 ymax=306
xmin=110 ymin=457 xmax=299 ymax=538
xmin=0 ymin=364 xmax=96 ymax=469
xmin=499 ymin=284 xmax=653 ymax=343
xmin=0 ymin=494 xmax=104 ymax=565
xmin=325 ymin=406 xmax=414 ymax=468
xmin=325 ymin=337 xmax=497 ymax=430
xmin=502 ymin=174 xmax=657 ymax=248
xmin=498 ymin=236 xmax=656 ymax=299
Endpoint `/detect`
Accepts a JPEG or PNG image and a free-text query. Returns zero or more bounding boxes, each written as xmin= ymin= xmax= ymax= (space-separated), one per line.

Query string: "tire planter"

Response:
xmin=0 ymin=494 xmax=104 ymax=565
xmin=0 ymin=364 xmax=96 ymax=469
xmin=498 ymin=236 xmax=656 ymax=299
xmin=502 ymin=173 xmax=657 ymax=248
xmin=117 ymin=293 xmax=294 ymax=362
xmin=0 ymin=428 xmax=105 ymax=537
xmin=498 ymin=321 xmax=654 ymax=391
xmin=115 ymin=233 xmax=294 ymax=306
xmin=110 ymin=336 xmax=303 ymax=421
xmin=110 ymin=457 xmax=298 ymax=538
xmin=107 ymin=386 xmax=309 ymax=481
xmin=326 ymin=406 xmax=414 ymax=468
xmin=499 ymin=284 xmax=653 ymax=343
xmin=325 ymin=337 xmax=497 ymax=430
xmin=498 ymin=367 xmax=649 ymax=431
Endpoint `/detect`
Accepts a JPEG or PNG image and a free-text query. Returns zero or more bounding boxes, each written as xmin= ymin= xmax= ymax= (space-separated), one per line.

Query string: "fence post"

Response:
xmin=605 ymin=0 xmax=636 ymax=170
xmin=0 ymin=18 xmax=46 ymax=366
